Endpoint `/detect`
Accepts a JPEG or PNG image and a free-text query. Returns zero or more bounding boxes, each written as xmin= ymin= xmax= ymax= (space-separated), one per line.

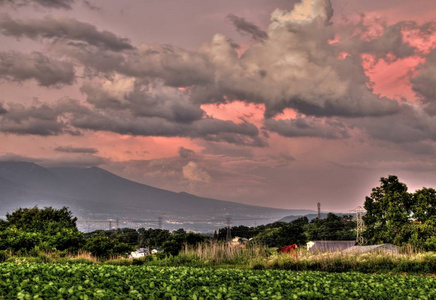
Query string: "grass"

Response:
xmin=176 ymin=242 xmax=436 ymax=274
xmin=2 ymin=242 xmax=436 ymax=274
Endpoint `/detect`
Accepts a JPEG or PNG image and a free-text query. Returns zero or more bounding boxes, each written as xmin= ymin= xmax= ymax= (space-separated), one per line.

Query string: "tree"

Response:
xmin=411 ymin=188 xmax=436 ymax=222
xmin=362 ymin=176 xmax=436 ymax=250
xmin=83 ymin=232 xmax=133 ymax=259
xmin=6 ymin=206 xmax=78 ymax=232
xmin=406 ymin=188 xmax=436 ymax=250
xmin=305 ymin=213 xmax=356 ymax=241
xmin=250 ymin=218 xmax=308 ymax=247
xmin=0 ymin=206 xmax=83 ymax=253
xmin=363 ymin=175 xmax=412 ymax=245
xmin=137 ymin=228 xmax=171 ymax=249
xmin=162 ymin=229 xmax=205 ymax=256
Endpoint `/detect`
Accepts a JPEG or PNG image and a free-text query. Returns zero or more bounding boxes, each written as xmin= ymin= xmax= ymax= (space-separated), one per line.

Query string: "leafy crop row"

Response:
xmin=0 ymin=263 xmax=435 ymax=299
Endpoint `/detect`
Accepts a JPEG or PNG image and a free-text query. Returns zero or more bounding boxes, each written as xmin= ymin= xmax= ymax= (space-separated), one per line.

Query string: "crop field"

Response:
xmin=1 ymin=263 xmax=435 ymax=299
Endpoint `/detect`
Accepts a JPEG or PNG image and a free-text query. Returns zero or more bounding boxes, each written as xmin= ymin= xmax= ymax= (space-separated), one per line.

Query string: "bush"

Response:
xmin=0 ymin=250 xmax=9 ymax=262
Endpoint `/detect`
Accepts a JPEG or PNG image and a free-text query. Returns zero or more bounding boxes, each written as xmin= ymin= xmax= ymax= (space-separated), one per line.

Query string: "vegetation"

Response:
xmin=363 ymin=175 xmax=436 ymax=250
xmin=0 ymin=207 xmax=83 ymax=254
xmin=215 ymin=214 xmax=356 ymax=247
xmin=1 ymin=263 xmax=435 ymax=299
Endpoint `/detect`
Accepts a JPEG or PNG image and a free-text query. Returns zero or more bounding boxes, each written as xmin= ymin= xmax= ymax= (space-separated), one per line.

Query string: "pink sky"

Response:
xmin=0 ymin=0 xmax=435 ymax=212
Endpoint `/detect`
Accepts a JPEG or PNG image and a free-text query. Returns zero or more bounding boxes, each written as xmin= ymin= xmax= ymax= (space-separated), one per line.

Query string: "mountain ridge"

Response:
xmin=0 ymin=161 xmax=316 ymax=231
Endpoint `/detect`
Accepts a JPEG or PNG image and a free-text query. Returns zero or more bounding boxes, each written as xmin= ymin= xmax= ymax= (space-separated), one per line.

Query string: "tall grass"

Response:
xmin=266 ymin=249 xmax=436 ymax=273
xmin=177 ymin=241 xmax=436 ymax=273
xmin=181 ymin=241 xmax=270 ymax=265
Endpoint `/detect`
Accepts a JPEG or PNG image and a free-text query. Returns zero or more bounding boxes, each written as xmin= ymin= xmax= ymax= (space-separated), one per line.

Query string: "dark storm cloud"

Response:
xmin=34 ymin=0 xmax=74 ymax=9
xmin=0 ymin=15 xmax=133 ymax=51
xmin=0 ymin=152 xmax=107 ymax=167
xmin=0 ymin=103 xmax=7 ymax=114
xmin=82 ymin=0 xmax=99 ymax=11
xmin=0 ymin=0 xmax=74 ymax=9
xmin=226 ymin=14 xmax=268 ymax=41
xmin=352 ymin=105 xmax=436 ymax=144
xmin=80 ymin=79 xmax=204 ymax=123
xmin=19 ymin=95 xmax=265 ymax=146
xmin=178 ymin=147 xmax=196 ymax=158
xmin=184 ymin=1 xmax=402 ymax=119
xmin=68 ymin=108 xmax=264 ymax=146
xmin=411 ymin=49 xmax=436 ymax=115
xmin=0 ymin=102 xmax=66 ymax=136
xmin=123 ymin=45 xmax=214 ymax=86
xmin=1 ymin=0 xmax=434 ymax=151
xmin=264 ymin=117 xmax=349 ymax=139
xmin=0 ymin=51 xmax=75 ymax=86
xmin=337 ymin=19 xmax=436 ymax=62
xmin=0 ymin=153 xmax=41 ymax=162
xmin=31 ymin=0 xmax=403 ymax=120
xmin=40 ymin=154 xmax=107 ymax=167
xmin=54 ymin=145 xmax=98 ymax=154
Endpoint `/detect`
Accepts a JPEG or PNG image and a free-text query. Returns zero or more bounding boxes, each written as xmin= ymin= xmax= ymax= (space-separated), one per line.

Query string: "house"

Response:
xmin=342 ymin=243 xmax=399 ymax=254
xmin=231 ymin=236 xmax=249 ymax=246
xmin=151 ymin=248 xmax=164 ymax=254
xmin=130 ymin=248 xmax=150 ymax=258
xmin=306 ymin=240 xmax=356 ymax=252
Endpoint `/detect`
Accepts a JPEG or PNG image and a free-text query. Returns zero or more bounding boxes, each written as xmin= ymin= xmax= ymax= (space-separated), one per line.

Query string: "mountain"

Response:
xmin=0 ymin=161 xmax=316 ymax=232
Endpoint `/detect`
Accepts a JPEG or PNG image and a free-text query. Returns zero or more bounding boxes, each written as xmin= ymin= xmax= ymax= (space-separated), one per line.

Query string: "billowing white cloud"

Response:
xmin=182 ymin=161 xmax=211 ymax=183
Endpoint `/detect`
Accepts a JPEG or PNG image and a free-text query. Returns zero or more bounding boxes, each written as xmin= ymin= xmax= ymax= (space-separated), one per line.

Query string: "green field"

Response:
xmin=1 ymin=263 xmax=435 ymax=299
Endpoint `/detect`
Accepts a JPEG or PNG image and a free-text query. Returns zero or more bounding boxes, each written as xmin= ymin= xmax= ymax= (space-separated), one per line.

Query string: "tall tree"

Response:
xmin=363 ymin=175 xmax=412 ymax=245
xmin=0 ymin=206 xmax=83 ymax=253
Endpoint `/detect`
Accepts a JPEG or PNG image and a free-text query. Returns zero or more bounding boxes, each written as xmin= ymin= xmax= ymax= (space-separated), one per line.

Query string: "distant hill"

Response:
xmin=278 ymin=212 xmax=354 ymax=223
xmin=0 ymin=161 xmax=315 ymax=232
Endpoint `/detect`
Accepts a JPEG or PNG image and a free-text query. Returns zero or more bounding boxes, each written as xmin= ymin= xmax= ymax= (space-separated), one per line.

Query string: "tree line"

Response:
xmin=0 ymin=175 xmax=434 ymax=258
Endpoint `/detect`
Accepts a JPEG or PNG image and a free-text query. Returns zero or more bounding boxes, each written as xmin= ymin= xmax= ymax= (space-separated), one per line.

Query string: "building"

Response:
xmin=306 ymin=240 xmax=356 ymax=252
xmin=130 ymin=248 xmax=150 ymax=258
xmin=342 ymin=244 xmax=399 ymax=254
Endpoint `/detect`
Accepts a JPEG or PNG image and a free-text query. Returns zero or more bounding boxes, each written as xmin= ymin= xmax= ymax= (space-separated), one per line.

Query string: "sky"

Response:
xmin=0 ymin=0 xmax=435 ymax=212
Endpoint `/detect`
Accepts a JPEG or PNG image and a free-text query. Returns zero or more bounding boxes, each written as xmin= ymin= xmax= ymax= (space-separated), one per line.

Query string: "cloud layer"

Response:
xmin=0 ymin=0 xmax=436 ymax=210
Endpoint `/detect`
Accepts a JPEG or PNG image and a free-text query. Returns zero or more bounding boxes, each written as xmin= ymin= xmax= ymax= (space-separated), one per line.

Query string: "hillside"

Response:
xmin=0 ymin=161 xmax=315 ymax=231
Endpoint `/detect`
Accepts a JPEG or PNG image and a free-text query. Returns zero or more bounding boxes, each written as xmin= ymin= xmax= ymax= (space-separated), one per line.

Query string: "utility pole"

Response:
xmin=116 ymin=218 xmax=119 ymax=230
xmin=158 ymin=216 xmax=163 ymax=230
xmin=352 ymin=206 xmax=366 ymax=245
xmin=226 ymin=216 xmax=232 ymax=241
xmin=317 ymin=202 xmax=321 ymax=219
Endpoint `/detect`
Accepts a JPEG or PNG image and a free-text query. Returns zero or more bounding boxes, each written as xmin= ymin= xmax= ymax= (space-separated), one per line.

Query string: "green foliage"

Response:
xmin=0 ymin=250 xmax=9 ymax=262
xmin=304 ymin=213 xmax=356 ymax=241
xmin=363 ymin=175 xmax=412 ymax=245
xmin=241 ymin=218 xmax=309 ymax=247
xmin=83 ymin=232 xmax=133 ymax=259
xmin=138 ymin=228 xmax=171 ymax=249
xmin=6 ymin=206 xmax=78 ymax=232
xmin=363 ymin=176 xmax=436 ymax=250
xmin=162 ymin=229 xmax=205 ymax=256
xmin=0 ymin=206 xmax=83 ymax=254
xmin=0 ymin=263 xmax=435 ymax=299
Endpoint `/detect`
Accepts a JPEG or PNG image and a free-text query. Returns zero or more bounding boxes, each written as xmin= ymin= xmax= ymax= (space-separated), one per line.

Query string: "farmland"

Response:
xmin=1 ymin=263 xmax=435 ymax=299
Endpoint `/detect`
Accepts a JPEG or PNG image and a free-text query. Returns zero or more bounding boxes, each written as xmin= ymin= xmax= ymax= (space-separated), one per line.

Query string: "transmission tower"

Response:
xmin=226 ymin=216 xmax=232 ymax=241
xmin=108 ymin=219 xmax=112 ymax=231
xmin=116 ymin=218 xmax=119 ymax=230
xmin=352 ymin=206 xmax=366 ymax=245
xmin=158 ymin=217 xmax=163 ymax=229
xmin=317 ymin=202 xmax=321 ymax=219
